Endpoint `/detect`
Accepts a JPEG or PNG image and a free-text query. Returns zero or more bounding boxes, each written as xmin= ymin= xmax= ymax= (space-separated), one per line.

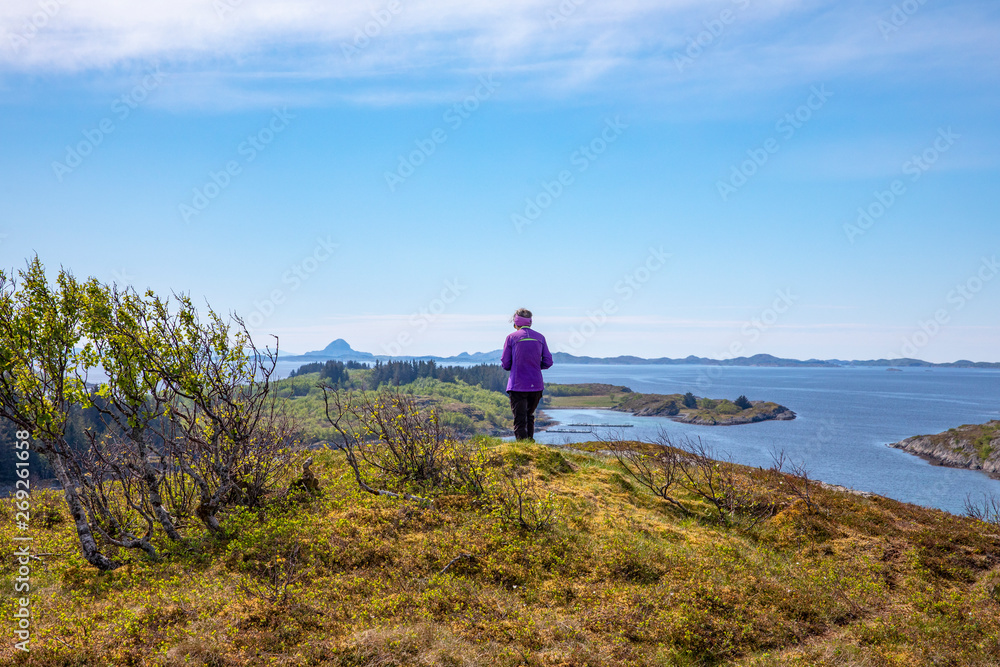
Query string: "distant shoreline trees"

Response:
xmin=364 ymin=360 xmax=508 ymax=393
xmin=289 ymin=359 xmax=510 ymax=394
xmin=289 ymin=359 xmax=368 ymax=384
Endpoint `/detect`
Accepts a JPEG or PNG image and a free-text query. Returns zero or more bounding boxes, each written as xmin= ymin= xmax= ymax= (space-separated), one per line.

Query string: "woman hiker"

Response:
xmin=501 ymin=308 xmax=554 ymax=441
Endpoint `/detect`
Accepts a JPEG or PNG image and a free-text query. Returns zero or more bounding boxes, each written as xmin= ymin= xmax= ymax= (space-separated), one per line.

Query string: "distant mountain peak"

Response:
xmin=318 ymin=339 xmax=354 ymax=355
xmin=280 ymin=339 xmax=999 ymax=368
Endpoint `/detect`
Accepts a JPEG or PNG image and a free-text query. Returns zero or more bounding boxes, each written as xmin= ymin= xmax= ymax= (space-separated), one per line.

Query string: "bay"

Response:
xmin=533 ymin=364 xmax=1000 ymax=515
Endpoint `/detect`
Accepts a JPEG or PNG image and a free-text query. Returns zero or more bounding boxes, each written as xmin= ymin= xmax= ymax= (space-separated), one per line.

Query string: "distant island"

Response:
xmin=542 ymin=383 xmax=795 ymax=426
xmin=280 ymin=339 xmax=1000 ymax=369
xmin=888 ymin=421 xmax=1000 ymax=477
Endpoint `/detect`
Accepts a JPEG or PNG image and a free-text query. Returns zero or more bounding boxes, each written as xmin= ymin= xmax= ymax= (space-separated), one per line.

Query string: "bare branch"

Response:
xmin=601 ymin=432 xmax=690 ymax=516
xmin=965 ymin=492 xmax=1000 ymax=524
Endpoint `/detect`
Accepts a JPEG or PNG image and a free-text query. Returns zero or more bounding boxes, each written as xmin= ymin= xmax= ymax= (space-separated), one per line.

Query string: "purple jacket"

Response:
xmin=501 ymin=327 xmax=553 ymax=392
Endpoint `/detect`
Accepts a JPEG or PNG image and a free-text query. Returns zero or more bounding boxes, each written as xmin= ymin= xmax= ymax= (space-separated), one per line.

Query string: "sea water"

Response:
xmin=534 ymin=364 xmax=1000 ymax=515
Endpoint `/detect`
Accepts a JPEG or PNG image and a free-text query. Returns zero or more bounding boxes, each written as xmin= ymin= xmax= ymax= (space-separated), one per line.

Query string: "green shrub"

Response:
xmin=714 ymin=400 xmax=742 ymax=415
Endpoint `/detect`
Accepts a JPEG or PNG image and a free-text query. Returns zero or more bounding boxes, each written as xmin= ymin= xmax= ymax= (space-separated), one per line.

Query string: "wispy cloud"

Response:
xmin=2 ymin=0 xmax=996 ymax=109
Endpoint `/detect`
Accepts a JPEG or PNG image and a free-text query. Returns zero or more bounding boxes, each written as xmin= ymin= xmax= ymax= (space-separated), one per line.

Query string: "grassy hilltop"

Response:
xmin=3 ymin=438 xmax=1000 ymax=666
xmin=4 ymin=261 xmax=995 ymax=665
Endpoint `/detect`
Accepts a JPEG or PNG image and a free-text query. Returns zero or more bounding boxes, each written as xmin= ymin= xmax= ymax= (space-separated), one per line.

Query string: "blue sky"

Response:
xmin=1 ymin=0 xmax=998 ymax=362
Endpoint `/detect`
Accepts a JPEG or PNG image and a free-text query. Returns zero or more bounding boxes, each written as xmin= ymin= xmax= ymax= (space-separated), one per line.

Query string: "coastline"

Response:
xmin=887 ymin=421 xmax=1000 ymax=479
xmin=541 ymin=383 xmax=796 ymax=427
xmin=536 ymin=402 xmax=796 ymax=432
xmin=666 ymin=405 xmax=796 ymax=426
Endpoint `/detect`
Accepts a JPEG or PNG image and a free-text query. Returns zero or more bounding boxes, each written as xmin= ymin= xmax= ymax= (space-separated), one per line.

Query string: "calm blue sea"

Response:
xmin=533 ymin=364 xmax=1000 ymax=516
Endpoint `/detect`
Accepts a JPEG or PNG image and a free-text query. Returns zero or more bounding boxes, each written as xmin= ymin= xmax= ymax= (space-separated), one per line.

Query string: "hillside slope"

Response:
xmin=2 ymin=440 xmax=1000 ymax=666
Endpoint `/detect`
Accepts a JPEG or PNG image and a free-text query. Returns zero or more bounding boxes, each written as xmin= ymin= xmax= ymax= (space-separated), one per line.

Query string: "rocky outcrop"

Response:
xmin=615 ymin=395 xmax=680 ymax=417
xmin=671 ymin=403 xmax=796 ymax=426
xmin=888 ymin=421 xmax=1000 ymax=476
xmin=613 ymin=396 xmax=796 ymax=425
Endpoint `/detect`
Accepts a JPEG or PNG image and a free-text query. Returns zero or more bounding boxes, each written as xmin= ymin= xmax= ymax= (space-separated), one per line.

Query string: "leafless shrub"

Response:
xmin=321 ymin=389 xmax=439 ymax=504
xmin=769 ymin=447 xmax=818 ymax=513
xmin=492 ymin=464 xmax=557 ymax=532
xmin=655 ymin=429 xmax=773 ymax=527
xmin=159 ymin=468 xmax=199 ymax=526
xmin=238 ymin=542 xmax=303 ymax=605
xmin=224 ymin=406 xmax=303 ymax=509
xmin=603 ymin=434 xmax=690 ymax=516
xmin=447 ymin=436 xmax=500 ymax=499
xmin=322 ymin=388 xmax=498 ymax=503
xmin=965 ymin=492 xmax=1000 ymax=525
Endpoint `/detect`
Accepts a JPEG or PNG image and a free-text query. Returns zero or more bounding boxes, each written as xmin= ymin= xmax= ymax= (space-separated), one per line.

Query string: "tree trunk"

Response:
xmin=50 ymin=453 xmax=118 ymax=571
xmin=195 ymin=498 xmax=223 ymax=534
xmin=132 ymin=428 xmax=182 ymax=541
xmin=145 ymin=469 xmax=183 ymax=541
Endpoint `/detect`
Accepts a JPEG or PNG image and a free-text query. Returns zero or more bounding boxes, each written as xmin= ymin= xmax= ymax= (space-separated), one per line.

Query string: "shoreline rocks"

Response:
xmin=888 ymin=421 xmax=1000 ymax=478
xmin=670 ymin=404 xmax=796 ymax=426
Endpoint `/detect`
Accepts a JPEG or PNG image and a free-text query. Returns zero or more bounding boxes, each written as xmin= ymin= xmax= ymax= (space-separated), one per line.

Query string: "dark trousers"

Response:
xmin=508 ymin=390 xmax=543 ymax=441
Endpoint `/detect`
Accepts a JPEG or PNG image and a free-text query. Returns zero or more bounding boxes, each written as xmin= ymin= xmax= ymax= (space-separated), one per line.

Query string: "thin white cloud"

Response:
xmin=0 ymin=0 xmax=996 ymax=95
xmin=2 ymin=0 xmax=996 ymax=110
xmin=0 ymin=0 xmax=690 ymax=70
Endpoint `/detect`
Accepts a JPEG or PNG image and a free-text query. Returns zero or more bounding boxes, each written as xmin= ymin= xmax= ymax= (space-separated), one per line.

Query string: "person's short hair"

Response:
xmin=511 ymin=308 xmax=532 ymax=322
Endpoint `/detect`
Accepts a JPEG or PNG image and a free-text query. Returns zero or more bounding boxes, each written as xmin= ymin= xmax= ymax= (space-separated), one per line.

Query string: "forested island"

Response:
xmin=543 ymin=383 xmax=795 ymax=426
